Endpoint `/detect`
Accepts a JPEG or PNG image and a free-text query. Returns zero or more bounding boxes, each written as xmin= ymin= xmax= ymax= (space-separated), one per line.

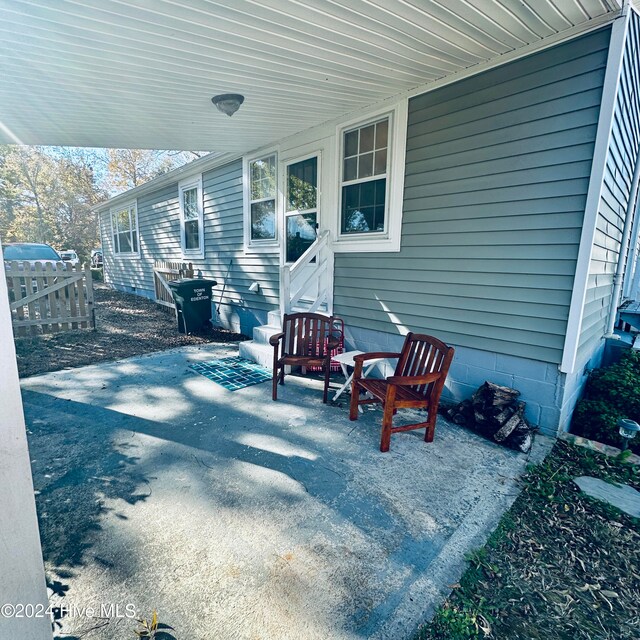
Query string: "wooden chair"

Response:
xmin=349 ymin=333 xmax=454 ymax=452
xmin=270 ymin=312 xmax=341 ymax=403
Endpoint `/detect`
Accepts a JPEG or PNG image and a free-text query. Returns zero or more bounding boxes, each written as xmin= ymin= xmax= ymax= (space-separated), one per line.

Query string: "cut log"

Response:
xmin=446 ymin=381 xmax=534 ymax=452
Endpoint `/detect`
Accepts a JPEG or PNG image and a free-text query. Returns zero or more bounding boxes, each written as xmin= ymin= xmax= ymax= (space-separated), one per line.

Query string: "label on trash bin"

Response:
xmin=190 ymin=287 xmax=209 ymax=302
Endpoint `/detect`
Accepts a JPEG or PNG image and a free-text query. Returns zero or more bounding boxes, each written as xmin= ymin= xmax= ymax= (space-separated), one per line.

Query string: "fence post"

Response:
xmin=84 ymin=263 xmax=96 ymax=330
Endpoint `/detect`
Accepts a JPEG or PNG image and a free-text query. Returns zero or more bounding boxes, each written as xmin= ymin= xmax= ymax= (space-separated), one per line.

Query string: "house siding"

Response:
xmin=333 ymin=27 xmax=610 ymax=365
xmin=576 ymin=11 xmax=640 ymax=368
xmin=100 ymin=159 xmax=279 ymax=334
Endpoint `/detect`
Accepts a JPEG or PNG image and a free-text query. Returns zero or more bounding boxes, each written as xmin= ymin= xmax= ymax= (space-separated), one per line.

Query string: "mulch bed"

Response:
xmin=417 ymin=440 xmax=640 ymax=640
xmin=14 ymin=284 xmax=247 ymax=378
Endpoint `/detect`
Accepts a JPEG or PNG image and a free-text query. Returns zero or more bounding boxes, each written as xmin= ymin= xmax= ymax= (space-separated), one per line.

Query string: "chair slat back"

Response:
xmin=282 ymin=313 xmax=334 ymax=358
xmin=395 ymin=333 xmax=454 ymax=398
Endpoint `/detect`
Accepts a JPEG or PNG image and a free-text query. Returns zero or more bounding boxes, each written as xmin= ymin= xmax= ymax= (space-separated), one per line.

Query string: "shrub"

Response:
xmin=571 ymin=350 xmax=640 ymax=453
xmin=90 ymin=267 xmax=103 ymax=282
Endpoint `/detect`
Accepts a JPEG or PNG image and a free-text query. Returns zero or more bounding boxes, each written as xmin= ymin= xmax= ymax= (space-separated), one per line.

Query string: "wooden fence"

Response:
xmin=6 ymin=261 xmax=95 ymax=336
xmin=153 ymin=261 xmax=194 ymax=309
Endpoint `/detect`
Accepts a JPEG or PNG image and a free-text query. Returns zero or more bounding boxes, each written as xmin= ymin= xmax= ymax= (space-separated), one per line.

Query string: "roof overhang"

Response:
xmin=0 ymin=0 xmax=624 ymax=153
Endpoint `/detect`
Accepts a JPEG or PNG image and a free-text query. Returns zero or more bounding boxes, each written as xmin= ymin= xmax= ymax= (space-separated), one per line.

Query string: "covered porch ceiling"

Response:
xmin=0 ymin=0 xmax=622 ymax=153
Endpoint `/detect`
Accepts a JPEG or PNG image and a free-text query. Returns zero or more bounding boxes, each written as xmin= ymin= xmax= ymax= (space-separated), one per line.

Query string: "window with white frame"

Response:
xmin=245 ymin=154 xmax=277 ymax=249
xmin=334 ymin=102 xmax=407 ymax=253
xmin=110 ymin=201 xmax=138 ymax=255
xmin=341 ymin=118 xmax=389 ymax=235
xmin=179 ymin=175 xmax=204 ymax=257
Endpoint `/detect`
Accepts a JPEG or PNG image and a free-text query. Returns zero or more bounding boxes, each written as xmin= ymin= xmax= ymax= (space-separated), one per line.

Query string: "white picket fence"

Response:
xmin=5 ymin=261 xmax=95 ymax=336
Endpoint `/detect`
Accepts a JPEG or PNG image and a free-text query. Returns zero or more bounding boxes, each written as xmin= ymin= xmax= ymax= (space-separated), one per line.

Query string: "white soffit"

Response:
xmin=0 ymin=0 xmax=622 ymax=152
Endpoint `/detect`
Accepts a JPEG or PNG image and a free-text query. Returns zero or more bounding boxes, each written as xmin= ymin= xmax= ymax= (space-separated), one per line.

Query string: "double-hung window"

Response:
xmin=179 ymin=176 xmax=204 ymax=258
xmin=110 ymin=201 xmax=138 ymax=255
xmin=245 ymin=154 xmax=277 ymax=250
xmin=341 ymin=118 xmax=389 ymax=235
xmin=335 ymin=102 xmax=407 ymax=253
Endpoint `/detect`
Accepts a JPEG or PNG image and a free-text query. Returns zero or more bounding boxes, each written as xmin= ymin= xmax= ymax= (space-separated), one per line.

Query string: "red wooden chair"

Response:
xmin=270 ymin=312 xmax=341 ymax=403
xmin=349 ymin=333 xmax=454 ymax=452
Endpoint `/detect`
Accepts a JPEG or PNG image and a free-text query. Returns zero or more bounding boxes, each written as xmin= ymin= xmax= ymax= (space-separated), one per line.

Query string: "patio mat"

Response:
xmin=189 ymin=356 xmax=271 ymax=391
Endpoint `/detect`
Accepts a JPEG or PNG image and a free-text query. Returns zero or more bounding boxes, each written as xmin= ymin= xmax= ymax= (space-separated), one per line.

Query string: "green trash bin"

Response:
xmin=167 ymin=278 xmax=217 ymax=334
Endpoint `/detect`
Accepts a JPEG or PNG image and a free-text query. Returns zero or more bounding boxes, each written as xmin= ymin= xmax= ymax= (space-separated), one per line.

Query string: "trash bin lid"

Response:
xmin=167 ymin=277 xmax=218 ymax=289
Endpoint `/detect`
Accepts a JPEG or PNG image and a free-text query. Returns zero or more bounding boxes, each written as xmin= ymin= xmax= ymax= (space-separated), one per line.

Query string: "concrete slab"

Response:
xmin=21 ymin=344 xmax=553 ymax=640
xmin=574 ymin=476 xmax=640 ymax=518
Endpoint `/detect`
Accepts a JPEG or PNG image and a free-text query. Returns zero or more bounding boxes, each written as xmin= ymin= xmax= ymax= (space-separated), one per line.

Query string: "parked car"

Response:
xmin=59 ymin=249 xmax=80 ymax=266
xmin=91 ymin=249 xmax=103 ymax=268
xmin=2 ymin=243 xmax=63 ymax=302
xmin=3 ymin=242 xmax=63 ymax=267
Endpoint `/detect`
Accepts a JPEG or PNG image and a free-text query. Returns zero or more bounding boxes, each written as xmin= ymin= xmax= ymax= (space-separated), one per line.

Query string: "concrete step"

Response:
xmin=267 ymin=310 xmax=281 ymax=327
xmin=239 ymin=340 xmax=273 ymax=369
xmin=253 ymin=324 xmax=281 ymax=345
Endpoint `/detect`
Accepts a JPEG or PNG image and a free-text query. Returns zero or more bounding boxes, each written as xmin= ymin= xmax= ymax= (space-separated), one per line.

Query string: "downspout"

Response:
xmin=623 ymin=187 xmax=640 ymax=298
xmin=604 ymin=142 xmax=640 ymax=338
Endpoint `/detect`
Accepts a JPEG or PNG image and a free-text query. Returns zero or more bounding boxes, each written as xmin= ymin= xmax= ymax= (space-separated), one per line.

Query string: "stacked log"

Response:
xmin=447 ymin=381 xmax=535 ymax=452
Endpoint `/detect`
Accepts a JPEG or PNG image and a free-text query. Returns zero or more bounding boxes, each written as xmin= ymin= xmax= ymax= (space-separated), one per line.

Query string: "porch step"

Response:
xmin=239 ymin=339 xmax=273 ymax=369
xmin=267 ymin=310 xmax=281 ymax=327
xmin=253 ymin=324 xmax=281 ymax=345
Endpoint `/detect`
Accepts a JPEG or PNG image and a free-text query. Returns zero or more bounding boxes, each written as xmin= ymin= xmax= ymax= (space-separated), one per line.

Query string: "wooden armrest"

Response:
xmin=354 ymin=352 xmax=400 ymax=362
xmin=269 ymin=332 xmax=285 ymax=347
xmin=387 ymin=372 xmax=441 ymax=386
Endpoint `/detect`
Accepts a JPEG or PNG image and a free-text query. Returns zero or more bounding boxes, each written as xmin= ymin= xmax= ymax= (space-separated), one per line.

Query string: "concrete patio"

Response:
xmin=21 ymin=344 xmax=551 ymax=640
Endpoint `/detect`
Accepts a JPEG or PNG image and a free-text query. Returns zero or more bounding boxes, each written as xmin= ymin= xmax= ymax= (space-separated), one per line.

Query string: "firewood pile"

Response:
xmin=446 ymin=381 xmax=535 ymax=452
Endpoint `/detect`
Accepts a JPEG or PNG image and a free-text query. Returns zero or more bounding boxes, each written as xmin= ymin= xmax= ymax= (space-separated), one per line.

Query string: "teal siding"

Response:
xmin=334 ymin=28 xmax=610 ymax=364
xmin=201 ymin=161 xmax=279 ymax=312
xmin=100 ymin=159 xmax=279 ymax=320
xmin=577 ymin=12 xmax=640 ymax=366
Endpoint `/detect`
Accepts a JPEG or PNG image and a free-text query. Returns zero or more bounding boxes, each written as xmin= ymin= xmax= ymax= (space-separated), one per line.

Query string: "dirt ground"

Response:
xmin=14 ymin=284 xmax=247 ymax=378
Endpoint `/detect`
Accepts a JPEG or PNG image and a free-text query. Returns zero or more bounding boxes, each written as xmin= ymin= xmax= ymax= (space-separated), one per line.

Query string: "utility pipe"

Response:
xmin=605 ymin=140 xmax=640 ymax=338
xmin=623 ymin=186 xmax=640 ymax=298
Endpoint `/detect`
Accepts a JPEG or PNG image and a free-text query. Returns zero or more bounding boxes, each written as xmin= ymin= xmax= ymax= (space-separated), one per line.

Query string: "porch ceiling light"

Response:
xmin=211 ymin=93 xmax=244 ymax=117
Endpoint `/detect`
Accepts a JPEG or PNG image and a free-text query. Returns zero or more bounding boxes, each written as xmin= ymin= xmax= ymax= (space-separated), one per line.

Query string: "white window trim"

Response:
xmin=179 ymin=174 xmax=205 ymax=260
xmin=109 ymin=199 xmax=140 ymax=258
xmin=243 ymin=150 xmax=279 ymax=253
xmin=332 ymin=99 xmax=408 ymax=253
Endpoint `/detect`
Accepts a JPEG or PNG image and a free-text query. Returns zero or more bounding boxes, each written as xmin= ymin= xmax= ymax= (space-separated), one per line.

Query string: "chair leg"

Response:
xmin=279 ymin=366 xmax=285 ymax=385
xmin=272 ymin=365 xmax=279 ymax=401
xmin=322 ymin=362 xmax=330 ymax=404
xmin=424 ymin=411 xmax=437 ymax=443
xmin=380 ymin=402 xmax=394 ymax=452
xmin=349 ymin=380 xmax=360 ymax=421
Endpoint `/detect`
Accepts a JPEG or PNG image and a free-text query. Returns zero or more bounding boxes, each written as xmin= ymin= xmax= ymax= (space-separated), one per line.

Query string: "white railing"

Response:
xmin=281 ymin=229 xmax=334 ymax=316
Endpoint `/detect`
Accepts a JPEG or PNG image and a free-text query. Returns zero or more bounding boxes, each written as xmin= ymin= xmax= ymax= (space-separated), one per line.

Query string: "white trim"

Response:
xmin=109 ymin=199 xmax=140 ymax=258
xmin=332 ymin=99 xmax=408 ymax=253
xmin=243 ymin=149 xmax=279 ymax=254
xmin=179 ymin=174 xmax=204 ymax=260
xmin=560 ymin=9 xmax=630 ymax=374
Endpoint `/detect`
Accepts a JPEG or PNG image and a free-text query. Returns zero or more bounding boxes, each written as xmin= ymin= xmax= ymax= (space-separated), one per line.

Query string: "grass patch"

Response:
xmin=415 ymin=440 xmax=640 ymax=640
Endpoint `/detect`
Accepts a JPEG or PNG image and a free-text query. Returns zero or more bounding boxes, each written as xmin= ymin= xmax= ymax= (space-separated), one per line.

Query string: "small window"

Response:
xmin=244 ymin=153 xmax=277 ymax=250
xmin=179 ymin=176 xmax=204 ymax=258
xmin=110 ymin=201 xmax=138 ymax=255
xmin=340 ymin=118 xmax=389 ymax=235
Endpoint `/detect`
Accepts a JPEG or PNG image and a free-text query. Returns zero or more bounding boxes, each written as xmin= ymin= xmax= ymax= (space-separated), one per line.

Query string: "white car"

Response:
xmin=59 ymin=249 xmax=80 ymax=266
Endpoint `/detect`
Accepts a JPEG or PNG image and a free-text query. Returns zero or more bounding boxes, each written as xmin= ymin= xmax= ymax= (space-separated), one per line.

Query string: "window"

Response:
xmin=110 ymin=201 xmax=138 ymax=255
xmin=285 ymin=156 xmax=318 ymax=262
xmin=244 ymin=153 xmax=278 ymax=251
xmin=334 ymin=101 xmax=407 ymax=253
xmin=179 ymin=176 xmax=204 ymax=258
xmin=341 ymin=118 xmax=389 ymax=235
